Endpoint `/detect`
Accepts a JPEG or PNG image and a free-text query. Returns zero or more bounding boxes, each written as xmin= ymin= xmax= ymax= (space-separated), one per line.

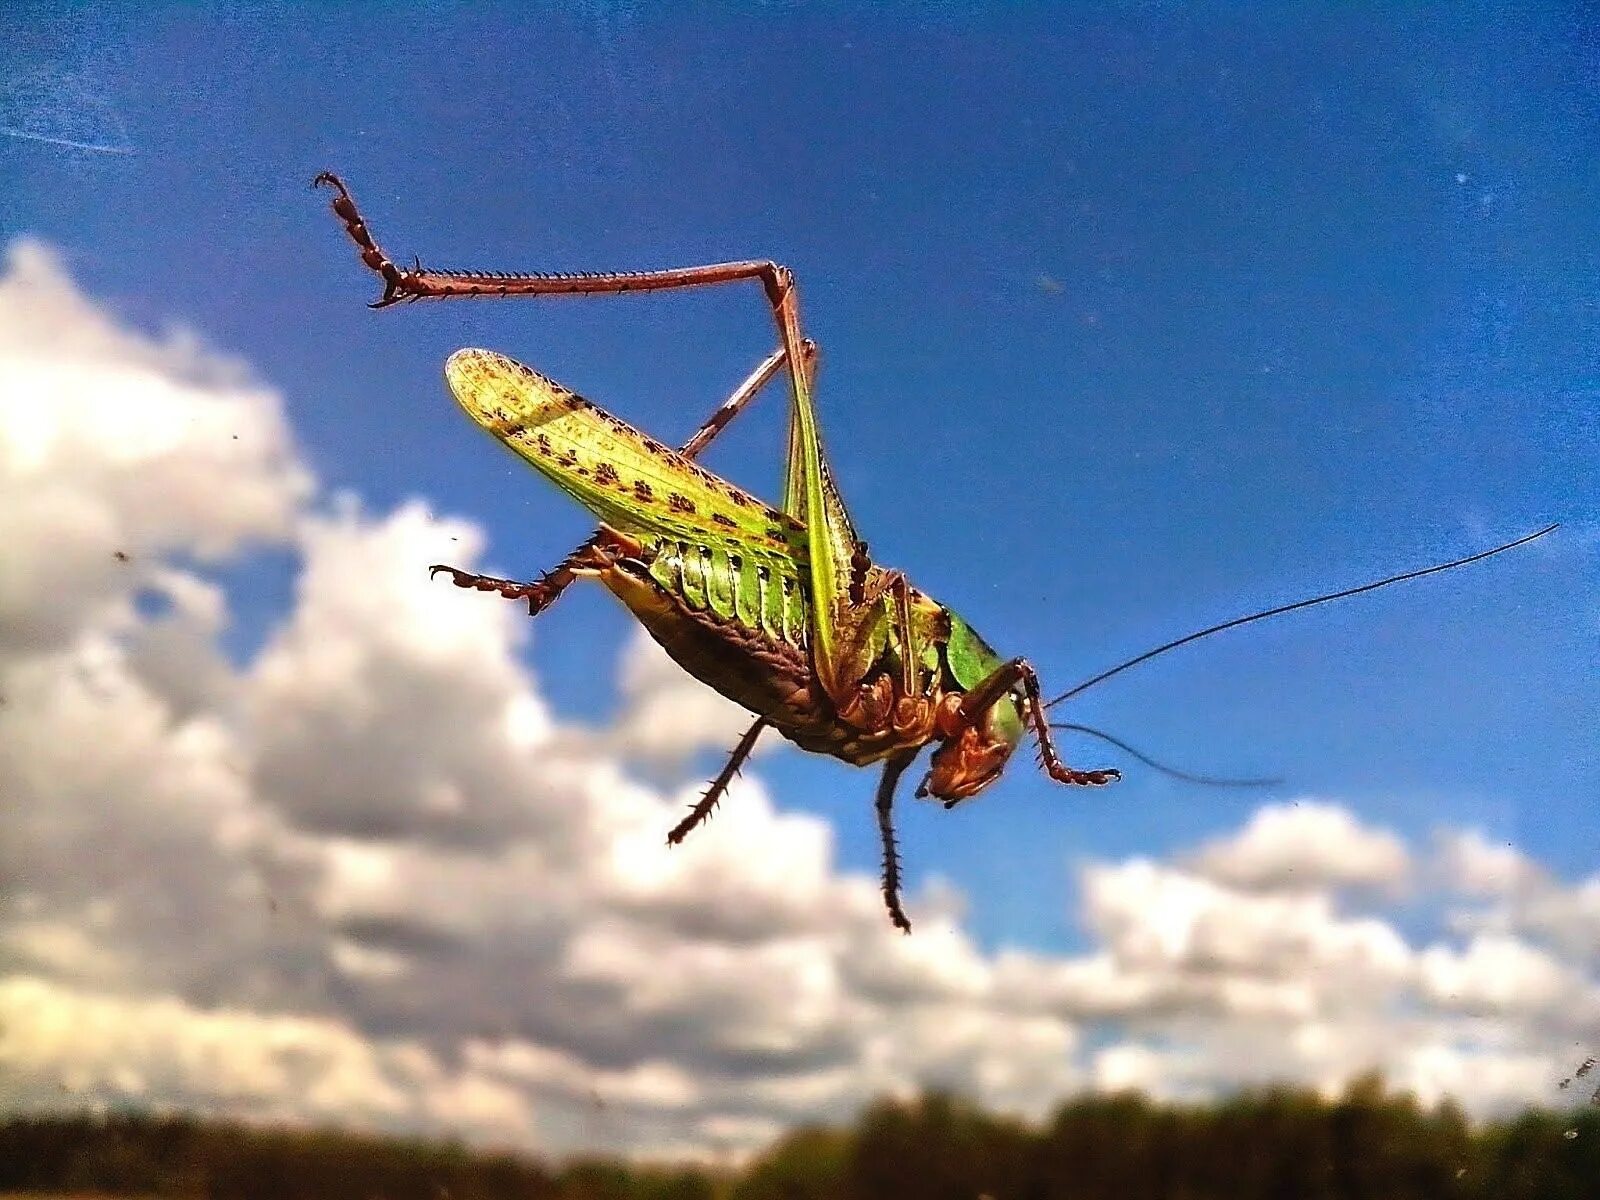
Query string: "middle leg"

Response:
xmin=875 ymin=748 xmax=920 ymax=933
xmin=666 ymin=718 xmax=768 ymax=846
xmin=955 ymin=657 xmax=1120 ymax=790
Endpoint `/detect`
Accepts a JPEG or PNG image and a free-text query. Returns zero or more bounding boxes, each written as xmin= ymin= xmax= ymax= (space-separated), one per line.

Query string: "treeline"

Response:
xmin=739 ymin=1080 xmax=1600 ymax=1200
xmin=0 ymin=1114 xmax=710 ymax=1200
xmin=3 ymin=1076 xmax=1599 ymax=1199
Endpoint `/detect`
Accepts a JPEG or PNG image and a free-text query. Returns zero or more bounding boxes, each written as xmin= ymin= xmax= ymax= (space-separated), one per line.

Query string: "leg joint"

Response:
xmin=760 ymin=263 xmax=793 ymax=308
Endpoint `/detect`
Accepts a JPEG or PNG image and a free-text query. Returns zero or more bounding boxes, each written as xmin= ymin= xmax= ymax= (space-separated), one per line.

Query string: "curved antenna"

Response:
xmin=1045 ymin=524 xmax=1557 ymax=710
xmin=1050 ymin=723 xmax=1281 ymax=788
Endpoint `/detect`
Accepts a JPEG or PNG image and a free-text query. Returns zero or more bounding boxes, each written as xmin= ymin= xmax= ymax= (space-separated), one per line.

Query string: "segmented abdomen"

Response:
xmin=644 ymin=540 xmax=809 ymax=648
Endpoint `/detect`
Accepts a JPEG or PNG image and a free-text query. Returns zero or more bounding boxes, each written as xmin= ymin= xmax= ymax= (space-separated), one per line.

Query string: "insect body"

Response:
xmin=441 ymin=346 xmax=1041 ymax=789
xmin=317 ymin=173 xmax=1554 ymax=932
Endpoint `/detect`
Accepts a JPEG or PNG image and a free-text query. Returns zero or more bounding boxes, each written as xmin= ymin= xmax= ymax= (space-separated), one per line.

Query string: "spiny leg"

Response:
xmin=1013 ymin=660 xmax=1121 ymax=787
xmin=666 ymin=718 xmax=768 ymax=846
xmin=316 ymin=176 xmax=815 ymax=503
xmin=319 ymin=174 xmax=886 ymax=722
xmin=956 ymin=657 xmax=1120 ymax=790
xmin=427 ymin=563 xmax=572 ymax=616
xmin=875 ymin=749 xmax=919 ymax=933
xmin=317 ymin=174 xmax=835 ymax=642
xmin=315 ymin=161 xmax=822 ymax=614
xmin=316 ymin=171 xmax=796 ymax=312
xmin=429 ymin=341 xmax=816 ymax=614
xmin=430 ymin=541 xmax=620 ymax=612
xmin=317 ymin=174 xmax=819 ymax=499
xmin=681 ymin=341 xmax=815 ymax=459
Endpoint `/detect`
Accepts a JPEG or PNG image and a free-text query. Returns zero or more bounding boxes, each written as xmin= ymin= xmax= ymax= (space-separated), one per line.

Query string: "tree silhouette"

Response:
xmin=4 ymin=1077 xmax=1598 ymax=1199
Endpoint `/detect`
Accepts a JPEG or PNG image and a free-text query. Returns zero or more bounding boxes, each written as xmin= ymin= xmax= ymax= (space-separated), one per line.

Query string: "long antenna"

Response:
xmin=1050 ymin=723 xmax=1281 ymax=788
xmin=1044 ymin=524 xmax=1557 ymax=710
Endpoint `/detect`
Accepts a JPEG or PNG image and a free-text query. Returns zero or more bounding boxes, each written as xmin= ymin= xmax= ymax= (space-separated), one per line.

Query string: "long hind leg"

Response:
xmin=318 ymin=173 xmax=826 ymax=618
xmin=317 ymin=172 xmax=802 ymax=322
xmin=320 ymin=177 xmax=811 ymax=859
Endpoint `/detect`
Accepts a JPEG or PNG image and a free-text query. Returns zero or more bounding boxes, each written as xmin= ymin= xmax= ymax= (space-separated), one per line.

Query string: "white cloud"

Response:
xmin=0 ymin=240 xmax=308 ymax=659
xmin=1434 ymin=830 xmax=1600 ymax=971
xmin=1417 ymin=934 xmax=1592 ymax=1018
xmin=609 ymin=628 xmax=762 ymax=764
xmin=1436 ymin=828 xmax=1546 ymax=897
xmin=0 ymin=975 xmax=534 ymax=1145
xmin=1 ymin=241 xmax=1594 ymax=1162
xmin=1189 ymin=801 xmax=1411 ymax=892
xmin=248 ymin=499 xmax=558 ymax=847
xmin=1086 ymin=857 xmax=1412 ymax=984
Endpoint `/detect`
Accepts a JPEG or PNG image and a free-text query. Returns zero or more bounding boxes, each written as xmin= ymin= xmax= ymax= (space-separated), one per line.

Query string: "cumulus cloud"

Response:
xmin=0 ymin=240 xmax=308 ymax=658
xmin=609 ymin=628 xmax=762 ymax=764
xmin=1189 ymin=801 xmax=1411 ymax=892
xmin=1417 ymin=934 xmax=1594 ymax=1019
xmin=249 ymin=500 xmax=558 ymax=848
xmin=2 ymin=242 xmax=1596 ymax=1161
xmin=1434 ymin=828 xmax=1600 ymax=973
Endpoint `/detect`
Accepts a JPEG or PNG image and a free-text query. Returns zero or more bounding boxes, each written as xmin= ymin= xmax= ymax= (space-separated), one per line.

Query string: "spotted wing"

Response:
xmin=444 ymin=348 xmax=811 ymax=642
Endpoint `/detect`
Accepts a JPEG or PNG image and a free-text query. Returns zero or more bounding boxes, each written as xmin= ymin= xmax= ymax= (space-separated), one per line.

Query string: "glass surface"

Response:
xmin=1 ymin=4 xmax=1595 ymax=1194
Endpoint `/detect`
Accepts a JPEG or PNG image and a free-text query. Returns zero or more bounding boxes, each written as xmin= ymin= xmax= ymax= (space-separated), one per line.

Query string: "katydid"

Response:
xmin=315 ymin=173 xmax=1554 ymax=933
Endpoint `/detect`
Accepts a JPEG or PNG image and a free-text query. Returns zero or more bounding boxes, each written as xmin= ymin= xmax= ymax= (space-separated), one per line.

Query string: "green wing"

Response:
xmin=445 ymin=348 xmax=811 ymax=642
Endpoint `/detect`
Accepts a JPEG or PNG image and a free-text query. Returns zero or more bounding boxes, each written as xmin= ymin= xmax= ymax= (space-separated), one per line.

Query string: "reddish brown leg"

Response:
xmin=956 ymin=657 xmax=1120 ymax=795
xmin=426 ymin=563 xmax=573 ymax=616
xmin=315 ymin=172 xmax=798 ymax=316
xmin=876 ymin=749 xmax=919 ymax=933
xmin=666 ymin=718 xmax=768 ymax=846
xmin=430 ymin=541 xmax=623 ymax=610
xmin=682 ymin=343 xmax=815 ymax=458
xmin=315 ymin=172 xmax=816 ymax=451
xmin=315 ymin=174 xmax=823 ymax=616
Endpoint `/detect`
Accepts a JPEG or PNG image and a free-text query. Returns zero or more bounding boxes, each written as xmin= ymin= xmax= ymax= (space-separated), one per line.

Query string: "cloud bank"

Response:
xmin=1 ymin=241 xmax=1595 ymax=1159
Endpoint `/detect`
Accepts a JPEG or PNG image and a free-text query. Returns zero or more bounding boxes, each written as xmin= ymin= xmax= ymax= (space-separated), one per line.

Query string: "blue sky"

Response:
xmin=4 ymin=2 xmax=1595 ymax=954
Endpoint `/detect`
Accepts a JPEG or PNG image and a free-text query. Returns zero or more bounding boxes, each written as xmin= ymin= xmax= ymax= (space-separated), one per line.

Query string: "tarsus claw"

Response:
xmin=311 ymin=171 xmax=348 ymax=197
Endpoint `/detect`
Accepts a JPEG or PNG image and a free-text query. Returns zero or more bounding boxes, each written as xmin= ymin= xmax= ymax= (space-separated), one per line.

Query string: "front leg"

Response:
xmin=957 ymin=657 xmax=1120 ymax=790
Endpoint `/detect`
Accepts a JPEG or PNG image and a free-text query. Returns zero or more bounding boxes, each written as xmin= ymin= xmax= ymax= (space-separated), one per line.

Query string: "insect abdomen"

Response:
xmin=646 ymin=540 xmax=808 ymax=647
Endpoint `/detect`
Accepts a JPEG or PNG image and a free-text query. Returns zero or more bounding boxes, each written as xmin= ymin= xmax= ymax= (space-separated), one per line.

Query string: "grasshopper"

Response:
xmin=316 ymin=174 xmax=1554 ymax=932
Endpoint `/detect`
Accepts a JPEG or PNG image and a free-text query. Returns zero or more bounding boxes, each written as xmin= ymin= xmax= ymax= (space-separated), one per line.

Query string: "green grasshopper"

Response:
xmin=316 ymin=174 xmax=1554 ymax=932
